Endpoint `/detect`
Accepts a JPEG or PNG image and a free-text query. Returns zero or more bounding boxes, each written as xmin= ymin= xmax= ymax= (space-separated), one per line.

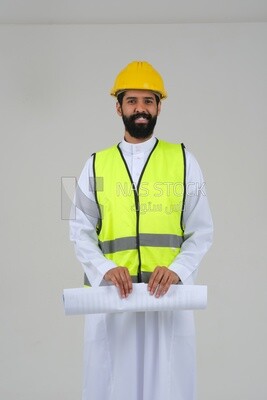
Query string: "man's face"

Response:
xmin=116 ymin=90 xmax=161 ymax=141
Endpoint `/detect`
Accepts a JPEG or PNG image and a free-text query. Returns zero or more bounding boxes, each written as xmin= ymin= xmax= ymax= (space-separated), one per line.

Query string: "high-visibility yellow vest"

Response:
xmin=92 ymin=139 xmax=185 ymax=283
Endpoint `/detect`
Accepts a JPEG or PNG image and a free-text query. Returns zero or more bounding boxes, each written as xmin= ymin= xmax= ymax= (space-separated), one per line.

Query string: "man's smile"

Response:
xmin=132 ymin=112 xmax=151 ymax=124
xmin=135 ymin=116 xmax=149 ymax=124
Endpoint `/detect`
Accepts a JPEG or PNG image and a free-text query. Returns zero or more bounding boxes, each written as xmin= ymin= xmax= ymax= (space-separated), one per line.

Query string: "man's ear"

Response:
xmin=116 ymin=101 xmax=122 ymax=116
xmin=157 ymin=101 xmax=162 ymax=116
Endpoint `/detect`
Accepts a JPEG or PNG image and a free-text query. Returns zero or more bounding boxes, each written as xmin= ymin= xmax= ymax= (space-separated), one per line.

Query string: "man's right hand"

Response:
xmin=104 ymin=267 xmax=132 ymax=298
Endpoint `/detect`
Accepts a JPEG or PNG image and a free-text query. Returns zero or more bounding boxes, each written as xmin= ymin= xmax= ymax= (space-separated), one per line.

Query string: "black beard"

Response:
xmin=122 ymin=112 xmax=158 ymax=139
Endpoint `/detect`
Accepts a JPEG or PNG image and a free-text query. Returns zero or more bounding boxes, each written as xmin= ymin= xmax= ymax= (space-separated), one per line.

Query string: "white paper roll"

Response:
xmin=63 ymin=283 xmax=207 ymax=315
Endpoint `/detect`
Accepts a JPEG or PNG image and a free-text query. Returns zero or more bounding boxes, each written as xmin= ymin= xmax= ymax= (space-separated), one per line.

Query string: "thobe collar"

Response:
xmin=119 ymin=135 xmax=157 ymax=155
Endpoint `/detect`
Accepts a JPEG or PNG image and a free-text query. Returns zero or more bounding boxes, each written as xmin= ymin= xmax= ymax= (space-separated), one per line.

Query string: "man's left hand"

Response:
xmin=148 ymin=266 xmax=180 ymax=298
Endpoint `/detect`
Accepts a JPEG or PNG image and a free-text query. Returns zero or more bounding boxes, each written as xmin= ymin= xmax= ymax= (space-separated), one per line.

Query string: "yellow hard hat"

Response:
xmin=110 ymin=61 xmax=167 ymax=99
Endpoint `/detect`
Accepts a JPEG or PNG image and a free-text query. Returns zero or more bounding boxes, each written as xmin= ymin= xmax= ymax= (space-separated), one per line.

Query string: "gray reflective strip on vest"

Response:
xmin=136 ymin=272 xmax=152 ymax=283
xmin=84 ymin=271 xmax=152 ymax=286
xmin=99 ymin=236 xmax=137 ymax=253
xmin=99 ymin=233 xmax=183 ymax=254
xmin=139 ymin=233 xmax=184 ymax=248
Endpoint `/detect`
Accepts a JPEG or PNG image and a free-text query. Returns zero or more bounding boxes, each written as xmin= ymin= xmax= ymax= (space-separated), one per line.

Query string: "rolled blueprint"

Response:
xmin=63 ymin=283 xmax=207 ymax=315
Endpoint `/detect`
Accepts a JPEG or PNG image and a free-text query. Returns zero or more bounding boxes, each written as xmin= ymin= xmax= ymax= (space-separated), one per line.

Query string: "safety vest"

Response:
xmin=91 ymin=139 xmax=186 ymax=283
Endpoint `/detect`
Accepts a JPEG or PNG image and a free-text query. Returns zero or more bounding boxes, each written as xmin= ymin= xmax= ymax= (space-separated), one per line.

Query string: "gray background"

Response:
xmin=1 ymin=23 xmax=267 ymax=399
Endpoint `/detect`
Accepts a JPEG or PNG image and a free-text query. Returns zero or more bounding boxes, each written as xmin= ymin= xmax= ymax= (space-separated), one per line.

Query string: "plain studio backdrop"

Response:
xmin=1 ymin=23 xmax=267 ymax=399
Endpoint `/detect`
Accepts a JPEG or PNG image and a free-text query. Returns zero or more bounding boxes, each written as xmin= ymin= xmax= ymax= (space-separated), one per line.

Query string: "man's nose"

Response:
xmin=134 ymin=101 xmax=146 ymax=113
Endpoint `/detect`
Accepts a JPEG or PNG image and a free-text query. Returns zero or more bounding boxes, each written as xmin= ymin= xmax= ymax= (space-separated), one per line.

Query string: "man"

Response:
xmin=70 ymin=61 xmax=213 ymax=400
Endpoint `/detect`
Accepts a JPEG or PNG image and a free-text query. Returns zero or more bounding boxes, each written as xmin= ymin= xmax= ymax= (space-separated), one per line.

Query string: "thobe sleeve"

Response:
xmin=169 ymin=149 xmax=213 ymax=285
xmin=69 ymin=156 xmax=116 ymax=287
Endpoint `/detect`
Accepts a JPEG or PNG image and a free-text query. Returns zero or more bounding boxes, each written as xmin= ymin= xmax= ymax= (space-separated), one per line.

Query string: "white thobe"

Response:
xmin=70 ymin=136 xmax=213 ymax=400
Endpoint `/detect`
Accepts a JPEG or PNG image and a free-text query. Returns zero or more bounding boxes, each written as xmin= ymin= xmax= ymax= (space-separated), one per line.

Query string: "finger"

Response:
xmin=105 ymin=269 xmax=124 ymax=297
xmin=123 ymin=268 xmax=133 ymax=297
xmin=117 ymin=268 xmax=132 ymax=298
xmin=122 ymin=268 xmax=133 ymax=294
xmin=104 ymin=267 xmax=132 ymax=298
xmin=155 ymin=274 xmax=173 ymax=298
xmin=110 ymin=270 xmax=125 ymax=298
xmin=118 ymin=269 xmax=129 ymax=298
xmin=108 ymin=272 xmax=121 ymax=289
xmin=104 ymin=268 xmax=119 ymax=284
xmin=147 ymin=269 xmax=158 ymax=293
xmin=148 ymin=268 xmax=164 ymax=295
xmin=156 ymin=271 xmax=179 ymax=297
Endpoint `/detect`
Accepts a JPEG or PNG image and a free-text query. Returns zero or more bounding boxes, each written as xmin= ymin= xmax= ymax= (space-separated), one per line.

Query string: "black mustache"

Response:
xmin=130 ymin=112 xmax=152 ymax=121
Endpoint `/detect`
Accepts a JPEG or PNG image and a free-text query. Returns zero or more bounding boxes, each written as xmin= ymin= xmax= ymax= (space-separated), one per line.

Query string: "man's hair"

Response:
xmin=117 ymin=92 xmax=160 ymax=107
